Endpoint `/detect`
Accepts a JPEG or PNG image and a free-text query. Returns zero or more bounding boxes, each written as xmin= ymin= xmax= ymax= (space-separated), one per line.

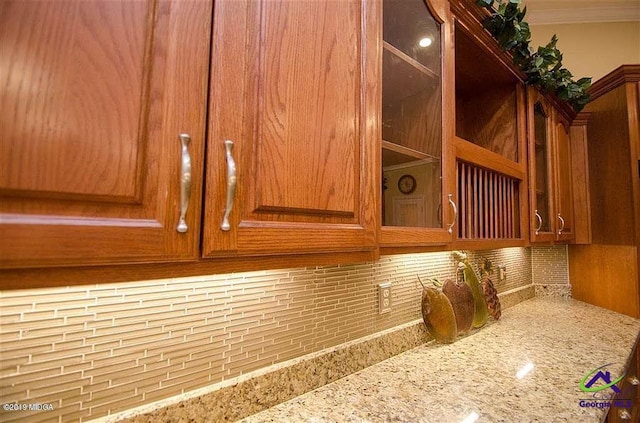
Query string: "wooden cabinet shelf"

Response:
xmin=382 ymin=140 xmax=439 ymax=167
xmin=384 ymin=42 xmax=438 ymax=80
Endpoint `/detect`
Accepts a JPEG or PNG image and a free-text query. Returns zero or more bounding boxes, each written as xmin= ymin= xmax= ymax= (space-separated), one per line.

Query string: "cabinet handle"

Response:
xmin=447 ymin=194 xmax=457 ymax=234
xmin=176 ymin=134 xmax=192 ymax=233
xmin=619 ymin=409 xmax=632 ymax=420
xmin=628 ymin=376 xmax=640 ymax=385
xmin=534 ymin=210 xmax=543 ymax=235
xmin=221 ymin=140 xmax=237 ymax=231
xmin=557 ymin=213 xmax=565 ymax=235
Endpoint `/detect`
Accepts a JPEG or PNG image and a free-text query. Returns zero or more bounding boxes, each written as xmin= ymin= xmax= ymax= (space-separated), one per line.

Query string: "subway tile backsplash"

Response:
xmin=1 ymin=247 xmax=543 ymax=422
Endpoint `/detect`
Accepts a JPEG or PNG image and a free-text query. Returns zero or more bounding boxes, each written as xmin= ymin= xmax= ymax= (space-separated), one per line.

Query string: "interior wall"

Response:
xmin=529 ymin=21 xmax=640 ymax=81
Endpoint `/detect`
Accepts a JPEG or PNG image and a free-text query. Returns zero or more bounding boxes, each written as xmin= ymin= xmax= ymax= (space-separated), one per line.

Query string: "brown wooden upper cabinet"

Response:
xmin=0 ymin=0 xmax=587 ymax=278
xmin=202 ymin=0 xmax=378 ymax=257
xmin=0 ymin=0 xmax=212 ymax=268
xmin=527 ymin=88 xmax=574 ymax=243
xmin=380 ymin=0 xmax=456 ymax=248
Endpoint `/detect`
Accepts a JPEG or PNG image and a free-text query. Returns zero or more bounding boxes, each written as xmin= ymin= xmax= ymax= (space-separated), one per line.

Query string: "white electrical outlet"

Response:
xmin=379 ymin=283 xmax=392 ymax=314
xmin=498 ymin=265 xmax=507 ymax=281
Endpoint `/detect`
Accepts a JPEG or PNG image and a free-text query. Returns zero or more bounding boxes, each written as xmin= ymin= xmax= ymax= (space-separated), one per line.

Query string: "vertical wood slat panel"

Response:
xmin=458 ymin=163 xmax=467 ymax=238
xmin=473 ymin=166 xmax=479 ymax=239
xmin=489 ymin=172 xmax=494 ymax=238
xmin=496 ymin=174 xmax=500 ymax=238
xmin=493 ymin=172 xmax=498 ymax=238
xmin=507 ymin=181 xmax=515 ymax=238
xmin=466 ymin=163 xmax=473 ymax=237
xmin=500 ymin=176 xmax=504 ymax=238
xmin=479 ymin=168 xmax=484 ymax=239
xmin=456 ymin=161 xmax=520 ymax=240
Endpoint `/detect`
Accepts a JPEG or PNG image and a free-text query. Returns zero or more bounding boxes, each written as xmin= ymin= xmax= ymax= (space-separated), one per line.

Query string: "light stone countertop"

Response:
xmin=239 ymin=298 xmax=640 ymax=423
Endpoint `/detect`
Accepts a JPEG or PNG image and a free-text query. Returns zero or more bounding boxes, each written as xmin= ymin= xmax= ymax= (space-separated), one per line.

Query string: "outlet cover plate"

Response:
xmin=378 ymin=283 xmax=392 ymax=314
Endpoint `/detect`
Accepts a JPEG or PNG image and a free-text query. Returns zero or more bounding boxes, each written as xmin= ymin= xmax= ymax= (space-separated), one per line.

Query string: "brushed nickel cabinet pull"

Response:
xmin=534 ymin=210 xmax=543 ymax=235
xmin=221 ymin=140 xmax=237 ymax=231
xmin=557 ymin=213 xmax=565 ymax=235
xmin=447 ymin=194 xmax=457 ymax=234
xmin=627 ymin=376 xmax=640 ymax=385
xmin=618 ymin=409 xmax=631 ymax=420
xmin=176 ymin=134 xmax=192 ymax=233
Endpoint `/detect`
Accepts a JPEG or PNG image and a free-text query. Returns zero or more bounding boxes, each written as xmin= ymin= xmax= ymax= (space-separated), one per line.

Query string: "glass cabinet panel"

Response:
xmin=533 ymin=102 xmax=551 ymax=234
xmin=382 ymin=0 xmax=443 ymax=228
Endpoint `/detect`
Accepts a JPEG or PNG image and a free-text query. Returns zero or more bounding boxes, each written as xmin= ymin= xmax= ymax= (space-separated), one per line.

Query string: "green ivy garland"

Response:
xmin=476 ymin=0 xmax=591 ymax=111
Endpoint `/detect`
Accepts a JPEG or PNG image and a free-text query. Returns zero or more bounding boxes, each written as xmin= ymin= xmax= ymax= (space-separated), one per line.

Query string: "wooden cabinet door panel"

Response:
xmin=0 ymin=0 xmax=212 ymax=268
xmin=254 ymin=1 xmax=357 ymax=216
xmin=1 ymin=1 xmax=146 ymax=200
xmin=203 ymin=0 xmax=378 ymax=256
xmin=554 ymin=114 xmax=574 ymax=241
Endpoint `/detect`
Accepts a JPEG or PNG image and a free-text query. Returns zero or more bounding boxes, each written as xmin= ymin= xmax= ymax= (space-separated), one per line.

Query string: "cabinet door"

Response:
xmin=380 ymin=0 xmax=455 ymax=247
xmin=553 ymin=112 xmax=574 ymax=242
xmin=0 ymin=0 xmax=211 ymax=268
xmin=527 ymin=90 xmax=555 ymax=243
xmin=203 ymin=0 xmax=378 ymax=256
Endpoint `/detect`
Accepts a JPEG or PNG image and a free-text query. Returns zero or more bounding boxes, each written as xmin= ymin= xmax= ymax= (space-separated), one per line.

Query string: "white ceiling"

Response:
xmin=521 ymin=0 xmax=640 ymax=25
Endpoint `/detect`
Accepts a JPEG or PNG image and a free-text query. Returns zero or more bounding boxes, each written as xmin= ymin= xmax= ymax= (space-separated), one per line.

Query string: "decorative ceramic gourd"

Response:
xmin=418 ymin=276 xmax=457 ymax=344
xmin=442 ymin=278 xmax=475 ymax=334
xmin=454 ymin=252 xmax=489 ymax=329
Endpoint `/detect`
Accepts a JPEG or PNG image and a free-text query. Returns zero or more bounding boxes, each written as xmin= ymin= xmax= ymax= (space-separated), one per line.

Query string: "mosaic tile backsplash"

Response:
xmin=1 ymin=247 xmax=542 ymax=422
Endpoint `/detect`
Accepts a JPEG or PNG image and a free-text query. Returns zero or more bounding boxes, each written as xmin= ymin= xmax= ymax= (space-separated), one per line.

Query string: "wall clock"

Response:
xmin=398 ymin=174 xmax=416 ymax=195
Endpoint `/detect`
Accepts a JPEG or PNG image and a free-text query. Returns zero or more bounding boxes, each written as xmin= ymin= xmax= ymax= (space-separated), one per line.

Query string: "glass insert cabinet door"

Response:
xmin=381 ymin=0 xmax=443 ymax=229
xmin=532 ymin=102 xmax=551 ymax=234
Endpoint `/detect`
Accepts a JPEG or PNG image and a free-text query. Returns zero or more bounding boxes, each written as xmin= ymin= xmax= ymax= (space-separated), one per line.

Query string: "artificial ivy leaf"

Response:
xmin=518 ymin=6 xmax=527 ymax=21
xmin=505 ymin=3 xmax=519 ymax=20
xmin=576 ymin=77 xmax=592 ymax=88
xmin=557 ymin=89 xmax=569 ymax=101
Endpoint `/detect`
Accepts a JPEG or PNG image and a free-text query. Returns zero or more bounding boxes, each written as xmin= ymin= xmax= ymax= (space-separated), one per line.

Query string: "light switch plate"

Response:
xmin=378 ymin=283 xmax=392 ymax=314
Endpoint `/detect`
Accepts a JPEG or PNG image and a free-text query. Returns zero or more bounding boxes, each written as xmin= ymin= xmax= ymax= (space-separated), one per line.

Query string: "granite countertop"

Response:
xmin=239 ymin=298 xmax=640 ymax=423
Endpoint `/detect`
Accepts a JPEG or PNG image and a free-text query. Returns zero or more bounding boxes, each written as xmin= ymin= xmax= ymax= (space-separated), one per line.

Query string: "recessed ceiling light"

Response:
xmin=418 ymin=37 xmax=433 ymax=48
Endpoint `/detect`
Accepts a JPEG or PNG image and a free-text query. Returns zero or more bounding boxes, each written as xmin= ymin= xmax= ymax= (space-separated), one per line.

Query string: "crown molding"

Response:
xmin=588 ymin=65 xmax=640 ymax=100
xmin=524 ymin=2 xmax=640 ymax=25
